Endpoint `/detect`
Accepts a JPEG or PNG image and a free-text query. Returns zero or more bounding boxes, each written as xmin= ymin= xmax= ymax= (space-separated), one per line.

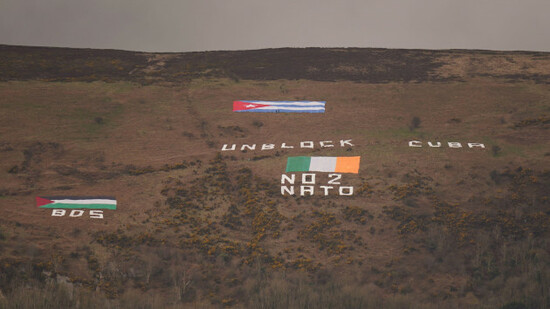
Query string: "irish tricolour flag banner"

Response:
xmin=233 ymin=100 xmax=325 ymax=113
xmin=286 ymin=156 xmax=360 ymax=174
xmin=36 ymin=196 xmax=117 ymax=210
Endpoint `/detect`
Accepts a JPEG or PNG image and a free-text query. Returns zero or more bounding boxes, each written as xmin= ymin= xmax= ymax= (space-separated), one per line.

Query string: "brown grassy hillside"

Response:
xmin=0 ymin=45 xmax=549 ymax=308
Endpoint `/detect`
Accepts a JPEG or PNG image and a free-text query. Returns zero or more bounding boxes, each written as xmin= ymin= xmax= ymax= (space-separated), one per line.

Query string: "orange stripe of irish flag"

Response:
xmin=335 ymin=156 xmax=360 ymax=174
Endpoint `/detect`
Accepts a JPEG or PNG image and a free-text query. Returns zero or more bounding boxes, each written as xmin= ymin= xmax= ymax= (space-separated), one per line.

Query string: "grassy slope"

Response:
xmin=0 ymin=46 xmax=549 ymax=308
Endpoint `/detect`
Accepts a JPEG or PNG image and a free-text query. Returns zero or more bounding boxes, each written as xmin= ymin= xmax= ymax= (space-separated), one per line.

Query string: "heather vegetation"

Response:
xmin=1 ymin=154 xmax=548 ymax=308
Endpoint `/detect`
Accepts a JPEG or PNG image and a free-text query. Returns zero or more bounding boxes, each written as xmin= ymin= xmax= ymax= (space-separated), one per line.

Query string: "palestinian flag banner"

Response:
xmin=36 ymin=196 xmax=117 ymax=210
xmin=286 ymin=156 xmax=360 ymax=174
xmin=233 ymin=100 xmax=325 ymax=113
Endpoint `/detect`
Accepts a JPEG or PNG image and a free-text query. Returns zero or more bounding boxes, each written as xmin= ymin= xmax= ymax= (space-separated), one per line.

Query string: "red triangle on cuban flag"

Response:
xmin=233 ymin=101 xmax=270 ymax=111
xmin=36 ymin=196 xmax=54 ymax=207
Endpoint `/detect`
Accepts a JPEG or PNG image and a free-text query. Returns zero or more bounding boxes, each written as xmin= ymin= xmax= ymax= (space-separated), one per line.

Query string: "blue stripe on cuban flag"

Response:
xmin=233 ymin=100 xmax=326 ymax=113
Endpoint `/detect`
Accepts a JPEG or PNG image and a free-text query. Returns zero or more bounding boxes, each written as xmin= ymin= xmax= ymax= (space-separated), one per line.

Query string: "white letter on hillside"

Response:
xmin=90 ymin=210 xmax=104 ymax=219
xmin=69 ymin=210 xmax=84 ymax=217
xmin=221 ymin=144 xmax=236 ymax=151
xmin=281 ymin=143 xmax=294 ymax=149
xmin=339 ymin=186 xmax=354 ymax=196
xmin=428 ymin=141 xmax=441 ymax=148
xmin=300 ymin=186 xmax=315 ymax=196
xmin=409 ymin=141 xmax=422 ymax=147
xmin=320 ymin=186 xmax=334 ymax=196
xmin=448 ymin=142 xmax=462 ymax=148
xmin=302 ymin=173 xmax=316 ymax=185
xmin=51 ymin=209 xmax=66 ymax=217
xmin=281 ymin=186 xmax=295 ymax=196
xmin=340 ymin=139 xmax=354 ymax=147
xmin=241 ymin=144 xmax=256 ymax=151
xmin=281 ymin=174 xmax=296 ymax=185
xmin=468 ymin=143 xmax=485 ymax=149
xmin=261 ymin=144 xmax=275 ymax=150
xmin=320 ymin=141 xmax=334 ymax=148
xmin=300 ymin=141 xmax=314 ymax=149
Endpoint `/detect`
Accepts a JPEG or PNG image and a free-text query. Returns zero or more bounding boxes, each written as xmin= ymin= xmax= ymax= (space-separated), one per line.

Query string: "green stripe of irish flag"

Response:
xmin=285 ymin=156 xmax=360 ymax=174
xmin=36 ymin=196 xmax=117 ymax=210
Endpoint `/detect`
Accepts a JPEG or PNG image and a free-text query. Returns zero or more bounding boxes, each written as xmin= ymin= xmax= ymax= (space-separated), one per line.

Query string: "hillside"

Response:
xmin=0 ymin=44 xmax=549 ymax=308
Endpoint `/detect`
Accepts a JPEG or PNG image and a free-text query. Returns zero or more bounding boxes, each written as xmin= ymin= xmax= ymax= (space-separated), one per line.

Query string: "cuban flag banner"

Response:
xmin=233 ymin=100 xmax=326 ymax=113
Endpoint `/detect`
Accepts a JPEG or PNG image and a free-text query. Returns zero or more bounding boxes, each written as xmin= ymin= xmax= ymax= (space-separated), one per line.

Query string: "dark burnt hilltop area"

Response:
xmin=1 ymin=44 xmax=550 ymax=84
xmin=0 ymin=44 xmax=549 ymax=308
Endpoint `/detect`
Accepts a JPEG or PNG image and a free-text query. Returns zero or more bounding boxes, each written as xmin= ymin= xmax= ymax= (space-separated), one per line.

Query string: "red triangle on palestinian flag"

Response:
xmin=36 ymin=196 xmax=54 ymax=207
xmin=233 ymin=101 xmax=270 ymax=111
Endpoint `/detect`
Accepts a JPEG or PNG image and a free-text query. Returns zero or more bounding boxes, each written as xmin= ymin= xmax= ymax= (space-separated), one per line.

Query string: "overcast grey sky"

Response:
xmin=1 ymin=0 xmax=549 ymax=52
